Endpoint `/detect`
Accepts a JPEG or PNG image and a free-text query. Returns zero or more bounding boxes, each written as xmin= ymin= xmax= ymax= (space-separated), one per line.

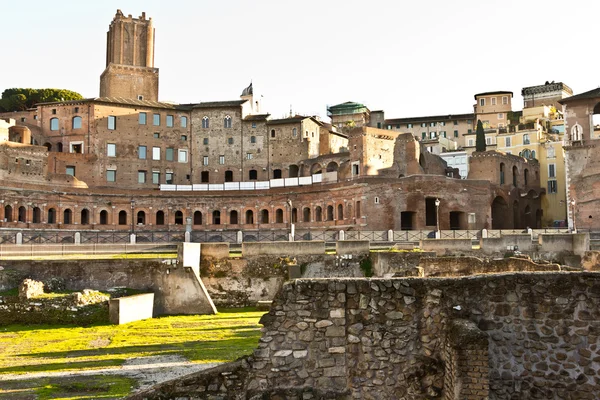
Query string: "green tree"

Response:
xmin=0 ymin=88 xmax=83 ymax=112
xmin=475 ymin=120 xmax=486 ymax=152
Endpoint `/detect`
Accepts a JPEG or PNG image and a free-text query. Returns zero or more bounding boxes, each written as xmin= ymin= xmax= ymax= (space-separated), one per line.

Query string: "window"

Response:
xmin=107 ymin=143 xmax=116 ymax=157
xmin=249 ymin=169 xmax=257 ymax=180
xmin=225 ymin=171 xmax=233 ymax=182
xmin=548 ymin=164 xmax=556 ymax=178
xmin=153 ymin=114 xmax=160 ymax=126
xmin=108 ymin=116 xmax=116 ymax=130
xmin=505 ymin=137 xmax=511 ymax=147
xmin=430 ymin=122 xmax=436 ymax=127
xmin=271 ymin=129 xmax=276 ymax=138
xmin=548 ymin=180 xmax=558 ymax=193
xmin=491 ymin=97 xmax=497 ymax=106
xmin=429 ymin=131 xmax=436 ymax=139
xmin=166 ymin=172 xmax=173 ymax=184
xmin=374 ymin=197 xmax=380 ymax=204
xmin=224 ymin=115 xmax=232 ymax=128
xmin=250 ymin=136 xmax=256 ymax=144
xmin=502 ymin=96 xmax=508 ymax=105
xmin=468 ymin=139 xmax=474 ymax=147
xmin=453 ymin=120 xmax=458 ymax=126
xmin=421 ymin=122 xmax=426 ymax=127
xmin=498 ymin=113 xmax=504 ymax=120
xmin=251 ymin=122 xmax=257 ymax=128
xmin=138 ymin=146 xmax=147 ymax=159
xmin=50 ymin=118 xmax=59 ymax=131
xmin=219 ymin=155 xmax=225 ymax=165
xmin=407 ymin=123 xmax=413 ymax=128
xmin=139 ymin=112 xmax=147 ymax=125
xmin=547 ymin=146 xmax=555 ymax=158
xmin=181 ymin=135 xmax=187 ymax=141
xmin=246 ymin=152 xmax=253 ymax=160
xmin=66 ymin=166 xmax=75 ymax=176
xmin=166 ymin=115 xmax=174 ymax=127
xmin=152 ymin=171 xmax=160 ymax=184
xmin=441 ymin=131 xmax=446 ymax=138
xmin=468 ymin=129 xmax=472 ymax=134
xmin=153 ymin=132 xmax=160 ymax=139
xmin=202 ymin=116 xmax=209 ymax=128
xmin=228 ymin=137 xmax=234 ymax=145
xmin=178 ymin=149 xmax=188 ymax=163
xmin=203 ymin=156 xmax=209 ymax=166
xmin=138 ymin=171 xmax=146 ymax=183
xmin=454 ymin=130 xmax=459 ymax=138
xmin=52 ymin=109 xmax=57 ymax=115
xmin=180 ymin=116 xmax=188 ymax=128
xmin=440 ymin=121 xmax=446 ymax=126
xmin=166 ymin=147 xmax=174 ymax=161
xmin=152 ymin=147 xmax=161 ymax=160
xmin=422 ymin=132 xmax=426 ymax=140
xmin=292 ymin=128 xmax=297 ymax=138
xmin=523 ymin=134 xmax=530 ymax=145
xmin=479 ymin=98 xmax=485 ymax=107
xmin=70 ymin=142 xmax=83 ymax=153
xmin=486 ymin=137 xmax=492 ymax=145
xmin=72 ymin=116 xmax=82 ymax=129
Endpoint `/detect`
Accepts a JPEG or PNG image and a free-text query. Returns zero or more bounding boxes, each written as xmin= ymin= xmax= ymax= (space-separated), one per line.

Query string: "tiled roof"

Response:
xmin=558 ymin=88 xmax=600 ymax=104
xmin=191 ymin=100 xmax=247 ymax=108
xmin=244 ymin=114 xmax=271 ymax=121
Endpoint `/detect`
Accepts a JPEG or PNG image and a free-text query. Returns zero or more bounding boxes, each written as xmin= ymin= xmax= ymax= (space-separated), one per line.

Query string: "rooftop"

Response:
xmin=474 ymin=91 xmax=513 ymax=99
xmin=558 ymin=87 xmax=600 ymax=104
xmin=385 ymin=113 xmax=475 ymax=124
xmin=522 ymin=81 xmax=573 ymax=96
xmin=327 ymin=102 xmax=369 ymax=116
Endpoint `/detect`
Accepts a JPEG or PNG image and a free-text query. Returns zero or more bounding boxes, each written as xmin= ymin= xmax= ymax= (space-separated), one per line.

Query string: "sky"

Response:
xmin=2 ymin=0 xmax=599 ymax=120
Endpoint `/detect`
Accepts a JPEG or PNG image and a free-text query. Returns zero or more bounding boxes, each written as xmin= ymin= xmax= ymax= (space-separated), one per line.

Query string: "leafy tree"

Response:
xmin=0 ymin=88 xmax=83 ymax=112
xmin=475 ymin=120 xmax=486 ymax=152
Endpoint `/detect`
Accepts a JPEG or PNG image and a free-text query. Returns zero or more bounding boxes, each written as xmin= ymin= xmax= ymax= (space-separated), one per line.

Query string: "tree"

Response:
xmin=475 ymin=119 xmax=486 ymax=152
xmin=0 ymin=88 xmax=83 ymax=112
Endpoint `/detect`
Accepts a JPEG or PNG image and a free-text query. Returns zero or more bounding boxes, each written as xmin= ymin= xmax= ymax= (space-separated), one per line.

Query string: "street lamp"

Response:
xmin=287 ymin=199 xmax=294 ymax=241
xmin=130 ymin=199 xmax=135 ymax=235
xmin=435 ymin=198 xmax=441 ymax=238
xmin=571 ymin=199 xmax=577 ymax=233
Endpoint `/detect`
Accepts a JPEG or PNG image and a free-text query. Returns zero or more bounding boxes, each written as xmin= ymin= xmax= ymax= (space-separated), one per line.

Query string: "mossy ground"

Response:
xmin=0 ymin=308 xmax=264 ymax=399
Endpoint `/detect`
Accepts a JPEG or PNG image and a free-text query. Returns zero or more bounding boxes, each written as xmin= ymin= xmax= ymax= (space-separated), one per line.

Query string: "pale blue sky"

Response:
xmin=1 ymin=0 xmax=598 ymax=120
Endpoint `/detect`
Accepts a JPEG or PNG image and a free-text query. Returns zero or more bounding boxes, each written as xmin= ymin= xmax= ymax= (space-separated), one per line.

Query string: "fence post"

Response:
xmin=184 ymin=231 xmax=191 ymax=243
xmin=16 ymin=232 xmax=22 ymax=245
xmin=481 ymin=228 xmax=488 ymax=239
xmin=237 ymin=231 xmax=243 ymax=244
xmin=387 ymin=229 xmax=394 ymax=241
xmin=339 ymin=230 xmax=345 ymax=241
xmin=130 ymin=233 xmax=136 ymax=244
xmin=74 ymin=232 xmax=81 ymax=245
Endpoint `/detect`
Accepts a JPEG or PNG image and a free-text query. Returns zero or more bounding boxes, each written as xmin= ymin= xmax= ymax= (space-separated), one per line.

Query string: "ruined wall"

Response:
xmin=129 ymin=272 xmax=600 ymax=399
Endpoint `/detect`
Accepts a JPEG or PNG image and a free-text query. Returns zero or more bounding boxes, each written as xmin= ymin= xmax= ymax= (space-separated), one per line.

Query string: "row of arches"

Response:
xmin=2 ymin=201 xmax=363 ymax=227
xmin=499 ymin=163 xmax=536 ymax=187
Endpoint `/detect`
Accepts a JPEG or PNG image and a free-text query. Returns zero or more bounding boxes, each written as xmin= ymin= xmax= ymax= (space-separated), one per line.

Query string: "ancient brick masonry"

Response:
xmin=129 ymin=272 xmax=600 ymax=400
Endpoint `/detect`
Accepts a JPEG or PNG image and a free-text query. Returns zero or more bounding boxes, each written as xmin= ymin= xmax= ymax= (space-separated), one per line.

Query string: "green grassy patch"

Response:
xmin=0 ymin=308 xmax=265 ymax=398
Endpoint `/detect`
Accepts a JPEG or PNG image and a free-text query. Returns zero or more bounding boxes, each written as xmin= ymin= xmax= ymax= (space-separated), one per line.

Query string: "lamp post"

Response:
xmin=571 ymin=199 xmax=577 ymax=233
xmin=435 ymin=198 xmax=441 ymax=238
xmin=130 ymin=199 xmax=135 ymax=235
xmin=287 ymin=199 xmax=294 ymax=242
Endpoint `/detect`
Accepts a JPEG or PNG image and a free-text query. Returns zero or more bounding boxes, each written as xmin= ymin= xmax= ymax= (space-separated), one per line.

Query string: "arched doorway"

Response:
xmin=99 ymin=210 xmax=108 ymax=225
xmin=260 ymin=209 xmax=268 ymax=224
xmin=491 ymin=196 xmax=509 ymax=229
xmin=137 ymin=211 xmax=146 ymax=225
xmin=18 ymin=206 xmax=26 ymax=223
xmin=326 ymin=162 xmax=339 ymax=172
xmin=310 ymin=164 xmax=322 ymax=174
xmin=230 ymin=210 xmax=238 ymax=224
xmin=303 ymin=207 xmax=311 ymax=222
xmin=81 ymin=209 xmax=90 ymax=225
xmin=194 ymin=211 xmax=202 ymax=225
xmin=47 ymin=208 xmax=56 ymax=224
xmin=212 ymin=210 xmax=221 ymax=225
xmin=118 ymin=210 xmax=127 ymax=225
xmin=64 ymin=209 xmax=73 ymax=224
xmin=289 ymin=165 xmax=299 ymax=178
xmin=315 ymin=206 xmax=322 ymax=222
xmin=174 ymin=211 xmax=184 ymax=225
xmin=4 ymin=205 xmax=12 ymax=222
xmin=247 ymin=210 xmax=255 ymax=224
xmin=275 ymin=209 xmax=284 ymax=223
xmin=156 ymin=210 xmax=165 ymax=225
xmin=327 ymin=205 xmax=334 ymax=221
xmin=32 ymin=207 xmax=41 ymax=223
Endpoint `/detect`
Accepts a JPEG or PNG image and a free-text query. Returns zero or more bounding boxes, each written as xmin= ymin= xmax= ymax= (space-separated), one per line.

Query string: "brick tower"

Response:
xmin=99 ymin=10 xmax=159 ymax=101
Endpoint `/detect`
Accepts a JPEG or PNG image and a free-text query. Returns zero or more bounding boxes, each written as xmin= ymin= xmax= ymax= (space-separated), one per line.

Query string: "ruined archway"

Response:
xmin=491 ymin=196 xmax=509 ymax=229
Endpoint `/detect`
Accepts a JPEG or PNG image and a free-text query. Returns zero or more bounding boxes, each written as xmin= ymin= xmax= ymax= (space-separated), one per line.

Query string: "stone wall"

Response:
xmin=129 ymin=272 xmax=600 ymax=399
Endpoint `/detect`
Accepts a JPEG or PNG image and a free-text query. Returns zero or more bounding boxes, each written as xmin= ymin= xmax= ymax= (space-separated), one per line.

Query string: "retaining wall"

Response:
xmin=242 ymin=241 xmax=325 ymax=256
xmin=109 ymin=293 xmax=154 ymax=324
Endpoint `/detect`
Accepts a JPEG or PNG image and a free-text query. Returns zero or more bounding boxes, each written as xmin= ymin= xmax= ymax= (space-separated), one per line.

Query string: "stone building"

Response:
xmin=559 ymin=87 xmax=600 ymax=231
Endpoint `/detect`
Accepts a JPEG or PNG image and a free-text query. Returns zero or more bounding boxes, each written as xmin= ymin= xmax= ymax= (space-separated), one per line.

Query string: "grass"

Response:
xmin=0 ymin=307 xmax=265 ymax=399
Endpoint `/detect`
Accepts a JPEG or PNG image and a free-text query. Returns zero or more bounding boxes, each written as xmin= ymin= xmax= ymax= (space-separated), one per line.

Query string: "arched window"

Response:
xmin=275 ymin=209 xmax=284 ymax=223
xmin=47 ymin=207 xmax=56 ymax=224
xmin=225 ymin=171 xmax=233 ymax=182
xmin=500 ymin=163 xmax=505 ymax=184
xmin=326 ymin=162 xmax=339 ymax=172
xmin=57 ymin=142 xmax=63 ymax=152
xmin=289 ymin=165 xmax=299 ymax=178
xmin=118 ymin=210 xmax=127 ymax=225
xmin=50 ymin=118 xmax=59 ymax=131
xmin=43 ymin=142 xmax=52 ymax=151
xmin=347 ymin=204 xmax=353 ymax=219
xmin=249 ymin=169 xmax=257 ymax=180
xmin=32 ymin=207 xmax=41 ymax=223
xmin=224 ymin=115 xmax=232 ymax=128
xmin=303 ymin=207 xmax=311 ymax=222
xmin=260 ymin=209 xmax=269 ymax=224
xmin=202 ymin=116 xmax=209 ymax=129
xmin=99 ymin=210 xmax=108 ymax=225
xmin=531 ymin=150 xmax=536 ymax=159
xmin=16 ymin=206 xmax=24 ymax=222
xmin=180 ymin=116 xmax=188 ymax=128
xmin=81 ymin=209 xmax=90 ymax=225
xmin=156 ymin=210 xmax=165 ymax=225
xmin=246 ymin=210 xmax=254 ymax=224
xmin=512 ymin=166 xmax=518 ymax=187
xmin=292 ymin=128 xmax=297 ymax=138
xmin=273 ymin=169 xmax=282 ymax=179
xmin=271 ymin=129 xmax=276 ymax=138
xmin=174 ymin=211 xmax=184 ymax=225
xmin=193 ymin=211 xmax=202 ymax=225
xmin=291 ymin=208 xmax=297 ymax=223
xmin=315 ymin=206 xmax=322 ymax=222
xmin=327 ymin=205 xmax=334 ymax=221
xmin=524 ymin=169 xmax=529 ymax=186
xmin=337 ymin=204 xmax=343 ymax=220
xmin=250 ymin=136 xmax=256 ymax=144
xmin=72 ymin=116 xmax=82 ymax=129
xmin=230 ymin=210 xmax=238 ymax=224
xmin=212 ymin=210 xmax=221 ymax=225
xmin=137 ymin=211 xmax=145 ymax=225
xmin=63 ymin=208 xmax=73 ymax=224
